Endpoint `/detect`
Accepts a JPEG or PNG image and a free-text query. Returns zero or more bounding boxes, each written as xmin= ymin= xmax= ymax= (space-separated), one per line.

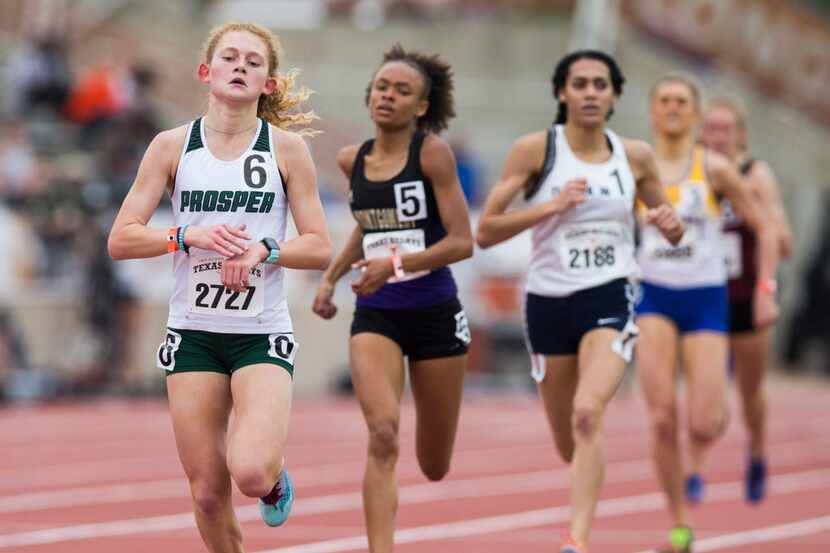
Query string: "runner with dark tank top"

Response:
xmin=349 ymin=129 xmax=458 ymax=310
xmin=723 ymin=158 xmax=761 ymax=330
xmin=701 ymin=96 xmax=792 ymax=505
xmin=312 ymin=44 xmax=472 ymax=553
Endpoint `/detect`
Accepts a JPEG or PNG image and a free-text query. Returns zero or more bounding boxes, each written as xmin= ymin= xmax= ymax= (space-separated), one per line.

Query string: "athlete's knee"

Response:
xmin=571 ymin=397 xmax=603 ymax=441
xmin=689 ymin=408 xmax=726 ymax=445
xmin=367 ymin=420 xmax=399 ymax=463
xmin=651 ymin=407 xmax=678 ymax=444
xmin=417 ymin=451 xmax=451 ymax=481
xmin=189 ymin=480 xmax=230 ymax=519
xmin=232 ymin=463 xmax=279 ymax=498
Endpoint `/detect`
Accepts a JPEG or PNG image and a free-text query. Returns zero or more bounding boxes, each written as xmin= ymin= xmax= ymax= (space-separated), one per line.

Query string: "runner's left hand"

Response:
xmin=221 ymin=243 xmax=266 ymax=293
xmin=350 ymin=258 xmax=394 ymax=296
xmin=646 ymin=205 xmax=684 ymax=246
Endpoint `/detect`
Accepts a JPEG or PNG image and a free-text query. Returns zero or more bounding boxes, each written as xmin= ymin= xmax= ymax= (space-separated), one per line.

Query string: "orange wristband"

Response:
xmin=391 ymin=254 xmax=405 ymax=279
xmin=756 ymin=278 xmax=778 ymax=295
xmin=166 ymin=226 xmax=178 ymax=253
xmin=389 ymin=245 xmax=405 ymax=279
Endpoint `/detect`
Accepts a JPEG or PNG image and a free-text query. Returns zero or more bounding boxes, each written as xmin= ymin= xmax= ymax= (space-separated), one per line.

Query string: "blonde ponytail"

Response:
xmin=258 ymin=68 xmax=319 ymax=135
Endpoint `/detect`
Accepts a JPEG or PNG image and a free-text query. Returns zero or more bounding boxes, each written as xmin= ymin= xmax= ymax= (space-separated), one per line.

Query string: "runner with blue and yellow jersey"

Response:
xmin=637 ymin=146 xmax=731 ymax=343
xmin=636 ymin=75 xmax=779 ymax=553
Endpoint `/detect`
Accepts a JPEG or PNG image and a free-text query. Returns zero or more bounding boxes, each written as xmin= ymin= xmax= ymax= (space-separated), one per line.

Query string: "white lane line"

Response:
xmin=254 ymin=468 xmax=830 ymax=553
xmin=4 ymin=431 xmax=829 ymax=514
xmin=1 ymin=463 xmax=828 ymax=550
xmin=10 ymin=410 xmax=825 ymax=488
xmin=631 ymin=515 xmax=830 ymax=553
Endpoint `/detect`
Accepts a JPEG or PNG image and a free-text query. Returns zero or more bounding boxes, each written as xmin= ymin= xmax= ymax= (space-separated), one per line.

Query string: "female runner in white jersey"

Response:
xmin=312 ymin=44 xmax=472 ymax=553
xmin=701 ymin=96 xmax=792 ymax=503
xmin=108 ymin=22 xmax=331 ymax=552
xmin=637 ymin=76 xmax=779 ymax=553
xmin=476 ymin=50 xmax=683 ymax=553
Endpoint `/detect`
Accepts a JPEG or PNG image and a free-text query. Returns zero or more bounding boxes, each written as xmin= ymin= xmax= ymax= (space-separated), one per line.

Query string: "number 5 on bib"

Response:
xmin=394 ymin=181 xmax=427 ymax=222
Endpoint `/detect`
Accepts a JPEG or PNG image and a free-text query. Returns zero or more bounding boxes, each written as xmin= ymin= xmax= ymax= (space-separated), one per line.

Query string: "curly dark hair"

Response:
xmin=364 ymin=43 xmax=456 ymax=135
xmin=551 ymin=49 xmax=625 ymax=125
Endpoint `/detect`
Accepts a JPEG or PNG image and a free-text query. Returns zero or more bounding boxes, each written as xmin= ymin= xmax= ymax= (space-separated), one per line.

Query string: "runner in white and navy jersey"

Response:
xmin=701 ymin=96 xmax=792 ymax=504
xmin=637 ymin=76 xmax=779 ymax=553
xmin=476 ymin=50 xmax=683 ymax=553
xmin=312 ymin=44 xmax=473 ymax=553
xmin=108 ymin=23 xmax=331 ymax=550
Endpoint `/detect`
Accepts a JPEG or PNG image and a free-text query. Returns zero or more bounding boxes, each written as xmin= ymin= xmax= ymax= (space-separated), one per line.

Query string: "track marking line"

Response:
xmin=632 ymin=514 xmax=830 ymax=552
xmin=253 ymin=468 xmax=830 ymax=553
xmin=1 ymin=465 xmax=828 ymax=549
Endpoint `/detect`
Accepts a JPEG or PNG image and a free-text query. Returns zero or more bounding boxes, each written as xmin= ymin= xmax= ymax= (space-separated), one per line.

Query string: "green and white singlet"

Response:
xmin=166 ymin=117 xmax=292 ymax=334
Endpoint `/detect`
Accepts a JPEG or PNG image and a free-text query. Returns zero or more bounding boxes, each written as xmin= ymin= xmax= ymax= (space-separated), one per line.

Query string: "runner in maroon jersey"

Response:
xmin=700 ymin=95 xmax=793 ymax=504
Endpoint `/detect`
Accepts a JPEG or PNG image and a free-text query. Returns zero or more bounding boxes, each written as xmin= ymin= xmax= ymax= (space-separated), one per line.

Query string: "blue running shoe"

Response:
xmin=685 ymin=473 xmax=704 ymax=504
xmin=746 ymin=455 xmax=767 ymax=504
xmin=259 ymin=470 xmax=294 ymax=527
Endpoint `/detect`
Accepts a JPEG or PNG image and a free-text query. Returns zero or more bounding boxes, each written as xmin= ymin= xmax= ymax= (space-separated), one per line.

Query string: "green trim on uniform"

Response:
xmin=185 ymin=118 xmax=204 ymax=153
xmin=252 ymin=118 xmax=271 ymax=152
xmin=158 ymin=328 xmax=295 ymax=378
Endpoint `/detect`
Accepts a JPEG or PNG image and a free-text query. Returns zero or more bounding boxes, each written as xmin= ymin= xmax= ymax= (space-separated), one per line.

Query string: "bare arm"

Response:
xmin=476 ymin=131 xmax=575 ymax=248
xmin=108 ymin=127 xmax=252 ymax=260
xmin=323 ymin=144 xmax=364 ymax=285
xmin=266 ymin=130 xmax=332 ymax=270
xmin=401 ymin=135 xmax=473 ymax=272
xmin=710 ymin=152 xmax=779 ymax=326
xmin=312 ymin=144 xmax=362 ymax=319
xmin=325 ymin=223 xmax=364 ymax=284
xmin=108 ymin=128 xmax=184 ymax=260
xmin=749 ymin=160 xmax=793 ymax=258
xmin=625 ymin=138 xmax=684 ymax=245
xmin=710 ymin=153 xmax=778 ymax=282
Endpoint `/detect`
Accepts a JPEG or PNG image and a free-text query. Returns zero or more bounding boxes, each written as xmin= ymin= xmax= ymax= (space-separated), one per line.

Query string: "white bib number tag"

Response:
xmin=268 ymin=333 xmax=298 ymax=365
xmin=188 ymin=255 xmax=264 ymax=317
xmin=362 ymin=229 xmax=428 ymax=283
xmin=394 ymin=181 xmax=427 ymax=222
xmin=642 ymin=221 xmax=701 ymax=264
xmin=723 ymin=231 xmax=743 ymax=279
xmin=559 ymin=221 xmax=628 ymax=276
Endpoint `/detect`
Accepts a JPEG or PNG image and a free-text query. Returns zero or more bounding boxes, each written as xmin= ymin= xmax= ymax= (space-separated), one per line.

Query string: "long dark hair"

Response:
xmin=551 ymin=49 xmax=625 ymax=124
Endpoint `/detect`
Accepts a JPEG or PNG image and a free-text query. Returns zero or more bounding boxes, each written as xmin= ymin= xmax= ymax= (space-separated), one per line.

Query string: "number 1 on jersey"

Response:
xmin=611 ymin=169 xmax=624 ymax=196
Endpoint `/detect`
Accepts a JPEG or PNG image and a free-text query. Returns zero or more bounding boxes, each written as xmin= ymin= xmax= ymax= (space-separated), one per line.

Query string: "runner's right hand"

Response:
xmin=753 ymin=288 xmax=779 ymax=328
xmin=184 ymin=224 xmax=252 ymax=257
xmin=551 ymin=178 xmax=587 ymax=213
xmin=312 ymin=279 xmax=338 ymax=319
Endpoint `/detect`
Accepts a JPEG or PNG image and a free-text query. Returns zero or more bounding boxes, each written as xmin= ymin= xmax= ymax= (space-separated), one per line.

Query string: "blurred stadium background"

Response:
xmin=1 ymin=0 xmax=829 ymax=402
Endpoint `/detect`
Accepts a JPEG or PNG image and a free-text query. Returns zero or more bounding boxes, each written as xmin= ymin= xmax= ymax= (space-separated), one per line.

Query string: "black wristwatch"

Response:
xmin=261 ymin=237 xmax=281 ymax=264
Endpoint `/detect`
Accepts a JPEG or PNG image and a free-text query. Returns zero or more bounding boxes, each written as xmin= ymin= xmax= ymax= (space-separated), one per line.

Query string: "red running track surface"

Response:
xmin=2 ymin=376 xmax=829 ymax=552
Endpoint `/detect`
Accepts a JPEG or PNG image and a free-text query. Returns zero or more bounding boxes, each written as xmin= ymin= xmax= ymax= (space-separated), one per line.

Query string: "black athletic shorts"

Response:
xmin=525 ymin=278 xmax=636 ymax=356
xmin=350 ymin=297 xmax=470 ymax=361
xmin=729 ymin=299 xmax=754 ymax=334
